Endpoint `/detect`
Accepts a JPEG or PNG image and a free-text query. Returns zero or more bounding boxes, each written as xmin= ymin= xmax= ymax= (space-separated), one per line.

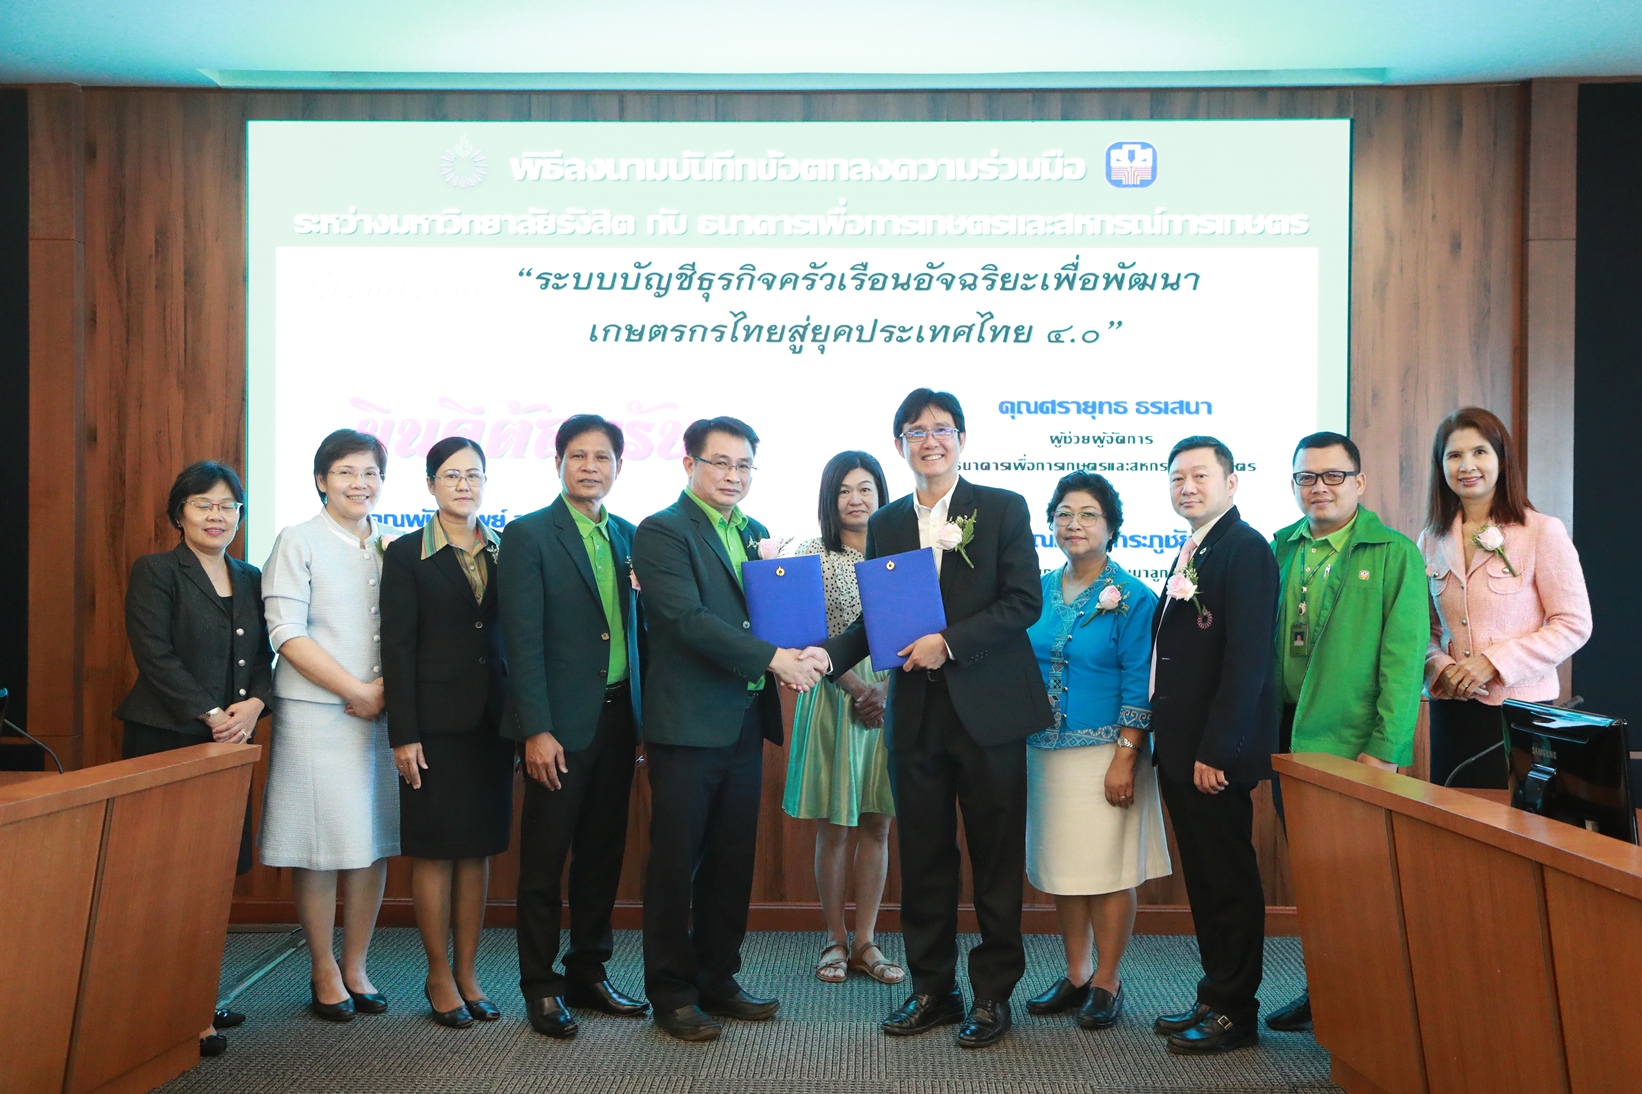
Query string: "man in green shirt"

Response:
xmin=500 ymin=414 xmax=649 ymax=1038
xmin=1266 ymin=431 xmax=1426 ymax=1032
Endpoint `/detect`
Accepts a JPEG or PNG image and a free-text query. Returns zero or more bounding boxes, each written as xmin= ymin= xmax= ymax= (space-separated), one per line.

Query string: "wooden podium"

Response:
xmin=0 ymin=743 xmax=259 ymax=1094
xmin=1275 ymin=752 xmax=1642 ymax=1094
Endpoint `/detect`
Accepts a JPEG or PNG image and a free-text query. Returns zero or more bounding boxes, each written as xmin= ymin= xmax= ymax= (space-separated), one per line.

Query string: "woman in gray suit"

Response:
xmin=259 ymin=429 xmax=400 ymax=1022
xmin=116 ymin=459 xmax=273 ymax=1056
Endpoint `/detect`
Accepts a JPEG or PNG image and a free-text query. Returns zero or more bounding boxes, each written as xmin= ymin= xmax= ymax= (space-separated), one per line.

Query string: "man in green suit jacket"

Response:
xmin=1266 ymin=431 xmax=1426 ymax=1032
xmin=630 ymin=415 xmax=820 ymax=1042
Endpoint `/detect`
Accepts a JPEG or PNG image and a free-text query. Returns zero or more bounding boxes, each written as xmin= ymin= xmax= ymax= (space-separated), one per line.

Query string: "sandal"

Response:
xmin=849 ymin=942 xmax=906 ymax=985
xmin=816 ymin=940 xmax=850 ymax=983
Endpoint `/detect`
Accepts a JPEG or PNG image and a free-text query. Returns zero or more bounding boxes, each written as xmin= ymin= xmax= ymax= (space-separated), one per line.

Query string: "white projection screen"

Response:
xmin=247 ymin=120 xmax=1349 ymax=581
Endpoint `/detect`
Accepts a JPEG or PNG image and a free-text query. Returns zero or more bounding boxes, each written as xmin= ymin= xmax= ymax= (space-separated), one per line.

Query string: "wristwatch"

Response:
xmin=1114 ymin=736 xmax=1142 ymax=752
xmin=201 ymin=707 xmax=226 ymax=723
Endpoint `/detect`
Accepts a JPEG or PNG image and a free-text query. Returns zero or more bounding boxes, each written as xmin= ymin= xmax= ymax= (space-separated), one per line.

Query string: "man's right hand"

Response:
xmin=770 ymin=648 xmax=821 ymax=692
xmin=524 ymin=731 xmax=569 ymax=790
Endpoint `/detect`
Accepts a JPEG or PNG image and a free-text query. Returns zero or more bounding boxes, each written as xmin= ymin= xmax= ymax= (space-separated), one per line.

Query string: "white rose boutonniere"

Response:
xmin=755 ymin=535 xmax=791 ymax=561
xmin=1080 ymin=579 xmax=1130 ymax=628
xmin=1472 ymin=524 xmax=1518 ymax=576
xmin=375 ymin=532 xmax=398 ymax=556
xmin=934 ymin=511 xmax=978 ymax=568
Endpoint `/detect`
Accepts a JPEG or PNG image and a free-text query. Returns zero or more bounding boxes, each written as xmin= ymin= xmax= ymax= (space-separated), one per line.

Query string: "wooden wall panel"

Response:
xmin=61 ymin=83 xmax=1524 ymax=924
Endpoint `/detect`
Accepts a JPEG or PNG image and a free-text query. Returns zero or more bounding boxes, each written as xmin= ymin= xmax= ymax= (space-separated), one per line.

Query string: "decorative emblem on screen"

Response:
xmin=439 ymin=134 xmax=489 ymax=189
xmin=1105 ymin=142 xmax=1157 ymax=188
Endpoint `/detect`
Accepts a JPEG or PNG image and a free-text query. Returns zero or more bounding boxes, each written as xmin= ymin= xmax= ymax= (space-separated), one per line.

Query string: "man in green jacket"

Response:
xmin=1266 ymin=431 xmax=1426 ymax=1032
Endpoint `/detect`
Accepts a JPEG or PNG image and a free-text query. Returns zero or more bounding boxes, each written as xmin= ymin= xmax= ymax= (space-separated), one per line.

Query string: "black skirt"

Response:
xmin=1428 ymin=699 xmax=1509 ymax=789
xmin=398 ymin=732 xmax=516 ymax=859
xmin=122 ymin=721 xmax=255 ymax=875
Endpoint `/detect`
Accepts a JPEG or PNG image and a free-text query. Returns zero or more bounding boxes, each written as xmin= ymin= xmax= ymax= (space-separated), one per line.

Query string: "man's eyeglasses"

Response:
xmin=697 ymin=457 xmax=756 ymax=475
xmin=434 ymin=471 xmax=487 ymax=486
xmin=899 ymin=427 xmax=961 ymax=443
xmin=185 ymin=500 xmax=243 ymax=515
xmin=1291 ymin=470 xmax=1354 ymax=487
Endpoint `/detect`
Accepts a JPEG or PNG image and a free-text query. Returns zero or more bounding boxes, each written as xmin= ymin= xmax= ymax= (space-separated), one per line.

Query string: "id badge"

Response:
xmin=1289 ymin=621 xmax=1309 ymax=653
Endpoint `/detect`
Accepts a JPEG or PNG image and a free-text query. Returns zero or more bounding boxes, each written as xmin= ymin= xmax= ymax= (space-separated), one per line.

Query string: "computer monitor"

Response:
xmin=1503 ymin=699 xmax=1638 ymax=844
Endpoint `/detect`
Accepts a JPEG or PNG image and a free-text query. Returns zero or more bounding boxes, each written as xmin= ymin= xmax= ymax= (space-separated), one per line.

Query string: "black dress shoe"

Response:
xmin=1077 ymin=983 xmax=1124 ymax=1030
xmin=527 ymin=996 xmax=579 ymax=1039
xmin=1265 ymin=990 xmax=1312 ymax=1031
xmin=1153 ymin=1002 xmax=1212 ymax=1035
xmin=956 ymin=999 xmax=1012 ymax=1048
xmin=425 ymin=986 xmax=474 ymax=1029
xmin=346 ymin=987 xmax=388 ymax=1014
xmin=881 ymin=987 xmax=966 ymax=1036
xmin=1167 ymin=1011 xmax=1260 ymax=1055
xmin=213 ymin=1008 xmax=246 ymax=1029
xmin=199 ymin=1033 xmax=227 ymax=1057
xmin=309 ymin=983 xmax=356 ymax=1023
xmin=462 ymin=997 xmax=502 ymax=1021
xmin=654 ymin=1004 xmax=722 ymax=1042
xmin=565 ymin=979 xmax=650 ymax=1016
xmin=700 ymin=989 xmax=780 ymax=1021
xmin=1025 ymin=976 xmax=1090 ymax=1015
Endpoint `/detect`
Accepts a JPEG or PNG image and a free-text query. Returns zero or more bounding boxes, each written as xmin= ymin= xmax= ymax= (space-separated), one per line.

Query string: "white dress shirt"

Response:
xmin=914 ymin=479 xmax=961 ymax=576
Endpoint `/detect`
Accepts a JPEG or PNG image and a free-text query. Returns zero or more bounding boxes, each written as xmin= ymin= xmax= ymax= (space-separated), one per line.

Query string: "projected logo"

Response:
xmin=439 ymin=134 xmax=489 ymax=189
xmin=1105 ymin=142 xmax=1157 ymax=188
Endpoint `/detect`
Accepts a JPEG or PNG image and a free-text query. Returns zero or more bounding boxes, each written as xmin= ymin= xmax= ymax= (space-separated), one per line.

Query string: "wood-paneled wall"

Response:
xmin=34 ymin=82 xmax=1527 ymax=929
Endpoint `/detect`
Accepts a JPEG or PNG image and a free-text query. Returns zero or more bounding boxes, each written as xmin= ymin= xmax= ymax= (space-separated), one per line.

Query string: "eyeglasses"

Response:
xmin=185 ymin=499 xmax=243 ymax=515
xmin=434 ymin=471 xmax=487 ymax=487
xmin=1052 ymin=508 xmax=1104 ymax=527
xmin=1292 ymin=470 xmax=1353 ymax=487
xmin=899 ymin=427 xmax=960 ymax=443
xmin=328 ymin=468 xmax=382 ymax=484
xmin=697 ymin=457 xmax=756 ymax=475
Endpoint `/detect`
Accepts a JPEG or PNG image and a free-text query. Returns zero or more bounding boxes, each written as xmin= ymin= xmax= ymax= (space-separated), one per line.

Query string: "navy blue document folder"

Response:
xmin=741 ymin=554 xmax=829 ymax=649
xmin=853 ymin=548 xmax=948 ymax=672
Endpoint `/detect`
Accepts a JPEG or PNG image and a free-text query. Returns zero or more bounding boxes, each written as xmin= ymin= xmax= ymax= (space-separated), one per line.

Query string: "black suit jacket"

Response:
xmin=496 ymin=496 xmax=643 ymax=751
xmin=115 ymin=543 xmax=275 ymax=732
xmin=822 ymin=477 xmax=1053 ymax=750
xmin=380 ymin=529 xmax=508 ymax=748
xmin=630 ymin=491 xmax=782 ymax=749
xmin=1149 ymin=505 xmax=1280 ymax=784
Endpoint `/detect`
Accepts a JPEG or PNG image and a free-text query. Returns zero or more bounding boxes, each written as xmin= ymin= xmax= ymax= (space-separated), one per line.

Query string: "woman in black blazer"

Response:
xmin=115 ymin=460 xmax=274 ymax=1057
xmin=382 ymin=436 xmax=510 ymax=1029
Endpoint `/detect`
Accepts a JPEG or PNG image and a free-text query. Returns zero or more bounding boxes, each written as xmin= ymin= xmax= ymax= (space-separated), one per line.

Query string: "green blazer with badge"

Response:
xmin=1270 ymin=505 xmax=1426 ymax=766
xmin=630 ymin=490 xmax=784 ymax=749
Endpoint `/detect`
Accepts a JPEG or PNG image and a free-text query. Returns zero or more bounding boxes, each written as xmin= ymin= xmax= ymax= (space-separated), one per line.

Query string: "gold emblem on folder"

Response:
xmin=886 ymin=561 xmax=895 ymax=570
xmin=775 ymin=566 xmax=785 ymax=576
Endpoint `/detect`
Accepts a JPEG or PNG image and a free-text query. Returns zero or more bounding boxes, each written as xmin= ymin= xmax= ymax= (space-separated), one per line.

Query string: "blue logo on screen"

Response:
xmin=1105 ymin=142 xmax=1157 ymax=188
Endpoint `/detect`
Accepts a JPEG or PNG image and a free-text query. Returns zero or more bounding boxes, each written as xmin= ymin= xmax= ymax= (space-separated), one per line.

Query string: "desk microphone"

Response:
xmin=0 ymin=688 xmax=65 ymax=773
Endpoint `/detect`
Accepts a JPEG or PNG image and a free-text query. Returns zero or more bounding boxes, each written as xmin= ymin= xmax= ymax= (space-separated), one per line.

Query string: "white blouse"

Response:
xmin=262 ymin=509 xmax=386 ymax=704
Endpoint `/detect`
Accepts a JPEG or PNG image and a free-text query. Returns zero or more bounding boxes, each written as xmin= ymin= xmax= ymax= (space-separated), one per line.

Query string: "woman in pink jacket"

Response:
xmin=1420 ymin=407 xmax=1592 ymax=788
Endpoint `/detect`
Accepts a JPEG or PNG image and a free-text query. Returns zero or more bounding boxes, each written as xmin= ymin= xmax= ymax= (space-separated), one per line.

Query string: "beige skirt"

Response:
xmin=1026 ymin=742 xmax=1172 ymax=896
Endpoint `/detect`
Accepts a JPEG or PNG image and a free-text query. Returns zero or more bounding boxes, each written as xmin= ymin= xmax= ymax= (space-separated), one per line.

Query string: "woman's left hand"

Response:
xmin=212 ymin=698 xmax=264 ymax=743
xmin=1446 ymin=652 xmax=1497 ymax=700
xmin=394 ymin=742 xmax=427 ymax=789
xmin=1104 ymin=746 xmax=1139 ymax=808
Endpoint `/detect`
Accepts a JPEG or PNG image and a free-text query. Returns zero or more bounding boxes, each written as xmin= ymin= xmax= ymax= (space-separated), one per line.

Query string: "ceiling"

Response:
xmin=2 ymin=0 xmax=1639 ymax=89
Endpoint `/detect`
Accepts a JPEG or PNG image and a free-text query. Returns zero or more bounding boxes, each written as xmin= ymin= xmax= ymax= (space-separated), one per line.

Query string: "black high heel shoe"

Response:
xmin=425 ymin=985 xmax=474 ymax=1029
xmin=199 ymin=1033 xmax=228 ymax=1057
xmin=462 ymin=997 xmax=502 ymax=1021
xmin=345 ymin=983 xmax=389 ymax=1014
xmin=309 ymin=982 xmax=356 ymax=1023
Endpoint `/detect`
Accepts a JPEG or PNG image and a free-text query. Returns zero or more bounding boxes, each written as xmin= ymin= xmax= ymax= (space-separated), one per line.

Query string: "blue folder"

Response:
xmin=741 ymin=554 xmax=829 ymax=649
xmin=853 ymin=548 xmax=948 ymax=672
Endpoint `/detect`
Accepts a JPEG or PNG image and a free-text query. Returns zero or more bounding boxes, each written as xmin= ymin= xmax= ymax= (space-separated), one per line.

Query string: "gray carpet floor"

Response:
xmin=159 ymin=929 xmax=1339 ymax=1094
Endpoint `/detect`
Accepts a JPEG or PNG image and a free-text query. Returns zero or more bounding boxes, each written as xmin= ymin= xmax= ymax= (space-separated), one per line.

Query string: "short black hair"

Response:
xmin=1292 ymin=431 xmax=1361 ymax=472
xmin=1167 ymin=435 xmax=1235 ymax=477
xmin=425 ymin=436 xmax=487 ymax=479
xmin=556 ymin=414 xmax=625 ymax=460
xmin=817 ymin=451 xmax=890 ymax=554
xmin=1046 ymin=471 xmax=1123 ymax=550
xmin=892 ymin=388 xmax=966 ymax=438
xmin=312 ymin=428 xmax=387 ymax=501
xmin=683 ymin=416 xmax=760 ymax=458
xmin=167 ymin=460 xmax=246 ymax=531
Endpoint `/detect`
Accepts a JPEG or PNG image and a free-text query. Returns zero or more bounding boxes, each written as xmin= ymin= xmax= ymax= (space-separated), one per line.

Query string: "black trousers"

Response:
xmin=890 ymin=672 xmax=1027 ymax=1003
xmin=1271 ymin=704 xmax=1297 ymax=830
xmin=515 ymin=689 xmax=636 ymax=1002
xmin=1157 ymin=767 xmax=1266 ymax=1025
xmin=641 ymin=701 xmax=765 ymax=1013
xmin=1428 ymin=698 xmax=1509 ymax=789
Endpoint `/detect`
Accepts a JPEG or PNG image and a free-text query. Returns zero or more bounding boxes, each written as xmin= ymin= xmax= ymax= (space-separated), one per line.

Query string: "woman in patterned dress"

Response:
xmin=782 ymin=451 xmax=905 ymax=986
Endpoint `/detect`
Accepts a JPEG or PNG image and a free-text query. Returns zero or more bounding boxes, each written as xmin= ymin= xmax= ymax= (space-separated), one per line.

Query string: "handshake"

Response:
xmin=769 ymin=646 xmax=833 ymax=692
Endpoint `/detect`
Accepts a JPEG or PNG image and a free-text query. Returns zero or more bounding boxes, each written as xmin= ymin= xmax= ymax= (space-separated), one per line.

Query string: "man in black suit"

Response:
xmin=631 ymin=415 xmax=821 ymax=1042
xmin=809 ymin=389 xmax=1053 ymax=1049
xmin=1147 ymin=435 xmax=1280 ymax=1055
xmin=499 ymin=414 xmax=649 ymax=1038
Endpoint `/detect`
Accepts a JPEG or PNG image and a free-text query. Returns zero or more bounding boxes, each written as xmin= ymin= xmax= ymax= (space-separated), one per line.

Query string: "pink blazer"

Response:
xmin=1419 ymin=509 xmax=1592 ymax=705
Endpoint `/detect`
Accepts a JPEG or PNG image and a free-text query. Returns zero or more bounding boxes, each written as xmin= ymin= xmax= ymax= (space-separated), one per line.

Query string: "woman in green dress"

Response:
xmin=783 ymin=451 xmax=904 ymax=986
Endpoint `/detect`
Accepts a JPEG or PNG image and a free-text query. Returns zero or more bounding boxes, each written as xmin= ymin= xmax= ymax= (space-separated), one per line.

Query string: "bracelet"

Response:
xmin=1114 ymin=736 xmax=1142 ymax=752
